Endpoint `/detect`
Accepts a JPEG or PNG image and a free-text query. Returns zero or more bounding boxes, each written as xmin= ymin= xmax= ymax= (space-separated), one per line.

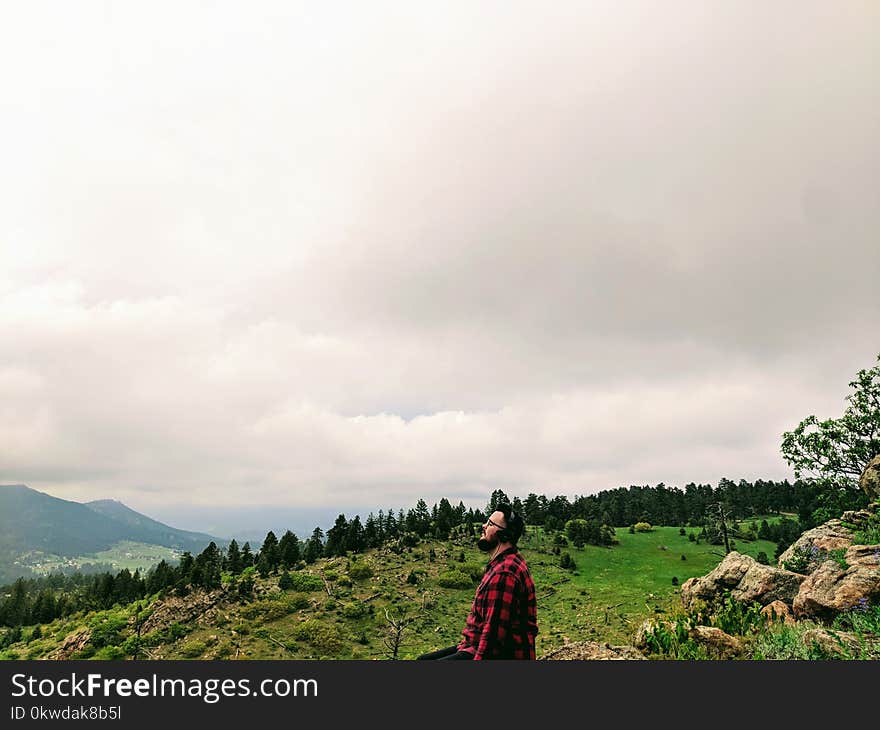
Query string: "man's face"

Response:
xmin=478 ymin=511 xmax=507 ymax=552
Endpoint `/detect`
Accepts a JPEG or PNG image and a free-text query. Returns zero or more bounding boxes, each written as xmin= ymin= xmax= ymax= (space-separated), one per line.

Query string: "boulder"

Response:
xmin=46 ymin=628 xmax=92 ymax=660
xmin=860 ymin=454 xmax=880 ymax=500
xmin=801 ymin=628 xmax=862 ymax=658
xmin=680 ymin=551 xmax=805 ymax=608
xmin=760 ymin=600 xmax=795 ymax=626
xmin=540 ymin=641 xmax=645 ymax=660
xmin=777 ymin=520 xmax=855 ymax=569
xmin=792 ymin=544 xmax=880 ymax=619
xmin=687 ymin=626 xmax=743 ymax=659
xmin=633 ymin=619 xmax=677 ymax=651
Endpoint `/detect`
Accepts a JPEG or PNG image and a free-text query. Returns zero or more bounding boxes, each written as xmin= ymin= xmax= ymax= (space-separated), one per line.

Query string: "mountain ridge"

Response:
xmin=0 ymin=484 xmax=223 ymax=583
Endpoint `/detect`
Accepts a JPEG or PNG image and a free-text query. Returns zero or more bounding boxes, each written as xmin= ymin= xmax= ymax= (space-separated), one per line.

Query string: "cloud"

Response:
xmin=1 ymin=3 xmax=878 ymax=526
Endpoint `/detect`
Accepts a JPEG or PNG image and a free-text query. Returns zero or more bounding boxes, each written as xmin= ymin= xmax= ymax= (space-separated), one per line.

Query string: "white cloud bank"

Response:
xmin=1 ymin=2 xmax=878 ymax=521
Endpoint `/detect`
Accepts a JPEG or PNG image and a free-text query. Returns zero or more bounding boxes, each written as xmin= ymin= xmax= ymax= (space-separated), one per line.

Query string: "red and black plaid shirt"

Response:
xmin=457 ymin=547 xmax=538 ymax=660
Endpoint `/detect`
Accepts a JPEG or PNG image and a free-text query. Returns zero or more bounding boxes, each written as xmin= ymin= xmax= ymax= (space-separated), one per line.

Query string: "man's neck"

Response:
xmin=489 ymin=542 xmax=513 ymax=562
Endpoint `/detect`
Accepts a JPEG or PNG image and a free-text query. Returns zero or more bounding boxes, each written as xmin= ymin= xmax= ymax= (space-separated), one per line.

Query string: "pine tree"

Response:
xmin=241 ymin=542 xmax=254 ymax=568
xmin=259 ymin=531 xmax=280 ymax=573
xmin=226 ymin=539 xmax=243 ymax=574
xmin=278 ymin=530 xmax=301 ymax=568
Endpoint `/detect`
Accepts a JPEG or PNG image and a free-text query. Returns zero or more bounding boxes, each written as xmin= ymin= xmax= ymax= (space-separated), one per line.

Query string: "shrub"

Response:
xmin=634 ymin=522 xmax=653 ymax=533
xmin=291 ymin=620 xmax=344 ymax=653
xmin=783 ymin=545 xmax=822 ymax=574
xmin=671 ymin=576 xmax=679 ymax=586
xmin=180 ymin=640 xmax=207 ymax=658
xmin=341 ymin=602 xmax=367 ymax=619
xmin=438 ymin=570 xmax=474 ymax=589
xmin=89 ymin=616 xmax=126 ymax=649
xmin=688 ymin=533 xmax=696 ymax=542
xmin=288 ymin=573 xmax=324 ymax=592
xmin=756 ymin=551 xmax=769 ymax=565
xmin=348 ymin=562 xmax=374 ymax=581
xmin=828 ymin=548 xmax=849 ymax=570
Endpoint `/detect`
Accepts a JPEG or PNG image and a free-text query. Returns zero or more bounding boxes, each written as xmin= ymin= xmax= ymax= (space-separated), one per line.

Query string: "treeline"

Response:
xmin=519 ymin=478 xmax=865 ymax=531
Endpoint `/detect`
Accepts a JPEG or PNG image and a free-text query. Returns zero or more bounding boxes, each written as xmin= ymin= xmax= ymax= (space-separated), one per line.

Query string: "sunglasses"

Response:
xmin=485 ymin=518 xmax=506 ymax=530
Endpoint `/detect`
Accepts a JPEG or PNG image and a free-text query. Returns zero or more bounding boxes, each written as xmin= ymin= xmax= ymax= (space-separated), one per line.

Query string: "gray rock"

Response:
xmin=688 ymin=626 xmax=744 ymax=659
xmin=801 ymin=628 xmax=862 ymax=658
xmin=792 ymin=544 xmax=880 ymax=619
xmin=777 ymin=520 xmax=855 ymax=569
xmin=860 ymin=454 xmax=880 ymax=500
xmin=680 ymin=551 xmax=805 ymax=608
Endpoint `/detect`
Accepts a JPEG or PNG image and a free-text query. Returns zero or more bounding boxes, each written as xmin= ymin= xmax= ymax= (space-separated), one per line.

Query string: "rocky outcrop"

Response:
xmin=540 ymin=641 xmax=645 ymax=660
xmin=777 ymin=520 xmax=856 ymax=569
xmin=792 ymin=544 xmax=880 ymax=619
xmin=140 ymin=589 xmax=227 ymax=635
xmin=860 ymin=455 xmax=880 ymax=500
xmin=680 ymin=551 xmax=805 ymax=608
xmin=46 ymin=628 xmax=91 ymax=660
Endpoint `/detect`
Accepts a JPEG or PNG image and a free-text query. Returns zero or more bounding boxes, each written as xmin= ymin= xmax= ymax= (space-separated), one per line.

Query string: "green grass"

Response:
xmin=92 ymin=541 xmax=182 ymax=572
xmin=517 ymin=525 xmax=778 ymax=652
xmin=22 ymin=541 xmax=181 ymax=575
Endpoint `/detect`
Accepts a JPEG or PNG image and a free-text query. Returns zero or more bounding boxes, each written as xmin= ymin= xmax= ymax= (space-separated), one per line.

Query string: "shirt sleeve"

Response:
xmin=472 ymin=570 xmax=517 ymax=660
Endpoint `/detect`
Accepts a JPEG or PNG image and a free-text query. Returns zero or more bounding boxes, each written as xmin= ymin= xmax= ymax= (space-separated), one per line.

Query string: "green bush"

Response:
xmin=291 ymin=620 xmax=344 ymax=653
xmin=438 ymin=570 xmax=475 ymax=589
xmin=349 ymin=562 xmax=374 ymax=581
xmin=341 ymin=602 xmax=367 ymax=619
xmin=288 ymin=573 xmax=324 ymax=592
xmin=634 ymin=522 xmax=653 ymax=533
xmin=180 ymin=640 xmax=207 ymax=658
xmin=88 ymin=616 xmax=127 ymax=649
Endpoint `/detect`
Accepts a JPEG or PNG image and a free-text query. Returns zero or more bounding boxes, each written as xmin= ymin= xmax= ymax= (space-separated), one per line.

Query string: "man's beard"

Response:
xmin=477 ymin=536 xmax=496 ymax=552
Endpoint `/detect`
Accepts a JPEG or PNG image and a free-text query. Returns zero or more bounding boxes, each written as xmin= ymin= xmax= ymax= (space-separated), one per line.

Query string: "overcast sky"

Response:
xmin=1 ymin=2 xmax=878 ymax=533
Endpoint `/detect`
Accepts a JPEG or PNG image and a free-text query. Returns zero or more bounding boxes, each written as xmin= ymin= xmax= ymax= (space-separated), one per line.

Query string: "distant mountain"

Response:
xmin=85 ymin=499 xmax=219 ymax=550
xmin=0 ymin=484 xmax=223 ymax=583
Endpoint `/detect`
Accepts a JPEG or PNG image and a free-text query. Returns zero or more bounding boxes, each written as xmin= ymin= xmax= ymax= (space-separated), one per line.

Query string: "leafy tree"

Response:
xmin=781 ymin=353 xmax=880 ymax=490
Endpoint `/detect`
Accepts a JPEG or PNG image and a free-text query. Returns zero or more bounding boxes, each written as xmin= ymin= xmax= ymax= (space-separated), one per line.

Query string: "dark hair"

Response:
xmin=495 ymin=503 xmax=524 ymax=544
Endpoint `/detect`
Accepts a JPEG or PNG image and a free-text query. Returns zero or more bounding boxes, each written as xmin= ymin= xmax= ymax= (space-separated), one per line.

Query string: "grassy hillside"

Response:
xmin=0 ymin=522 xmax=781 ymax=660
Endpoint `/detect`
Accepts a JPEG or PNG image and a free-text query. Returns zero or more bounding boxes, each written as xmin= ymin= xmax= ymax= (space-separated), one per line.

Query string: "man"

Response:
xmin=418 ymin=503 xmax=538 ymax=660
